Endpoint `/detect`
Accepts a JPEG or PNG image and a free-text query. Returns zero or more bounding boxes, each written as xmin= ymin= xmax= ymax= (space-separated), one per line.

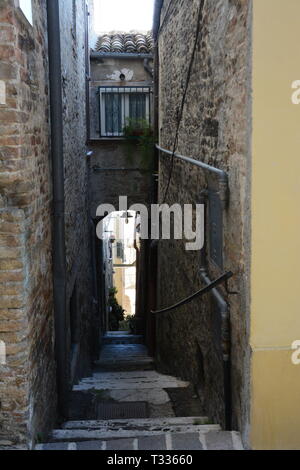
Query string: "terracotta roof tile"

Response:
xmin=95 ymin=32 xmax=153 ymax=54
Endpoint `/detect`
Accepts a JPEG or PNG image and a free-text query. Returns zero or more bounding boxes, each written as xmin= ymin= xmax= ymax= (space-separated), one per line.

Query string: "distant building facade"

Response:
xmin=88 ymin=30 xmax=156 ymax=336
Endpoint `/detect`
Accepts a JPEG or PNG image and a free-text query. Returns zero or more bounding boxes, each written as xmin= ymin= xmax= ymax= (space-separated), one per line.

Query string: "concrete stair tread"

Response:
xmin=103 ymin=334 xmax=143 ymax=339
xmin=92 ymin=370 xmax=169 ymax=379
xmin=105 ymin=331 xmax=131 ymax=336
xmin=74 ymin=371 xmax=190 ymax=391
xmin=95 ymin=343 xmax=154 ymax=372
xmin=51 ymin=424 xmax=222 ymax=441
xmin=36 ymin=431 xmax=243 ymax=450
xmin=62 ymin=416 xmax=211 ymax=429
xmin=70 ymin=387 xmax=178 ymax=406
xmin=103 ymin=335 xmax=144 ymax=345
xmin=84 ymin=370 xmax=189 ymax=381
xmin=100 ymin=344 xmax=148 ymax=352
xmin=35 ymin=339 xmax=244 ymax=451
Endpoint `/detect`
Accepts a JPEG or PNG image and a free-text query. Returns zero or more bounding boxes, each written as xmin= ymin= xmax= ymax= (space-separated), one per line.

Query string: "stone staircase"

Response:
xmin=35 ymin=332 xmax=243 ymax=451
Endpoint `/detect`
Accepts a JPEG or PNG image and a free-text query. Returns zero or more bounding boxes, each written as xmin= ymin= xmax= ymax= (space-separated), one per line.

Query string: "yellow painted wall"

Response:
xmin=251 ymin=0 xmax=300 ymax=449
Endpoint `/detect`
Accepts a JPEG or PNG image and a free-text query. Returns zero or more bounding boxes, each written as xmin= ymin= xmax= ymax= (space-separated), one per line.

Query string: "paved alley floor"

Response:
xmin=36 ymin=332 xmax=243 ymax=450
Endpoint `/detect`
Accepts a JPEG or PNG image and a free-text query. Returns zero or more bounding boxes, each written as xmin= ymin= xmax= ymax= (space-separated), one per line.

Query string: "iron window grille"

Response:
xmin=99 ymin=86 xmax=151 ymax=137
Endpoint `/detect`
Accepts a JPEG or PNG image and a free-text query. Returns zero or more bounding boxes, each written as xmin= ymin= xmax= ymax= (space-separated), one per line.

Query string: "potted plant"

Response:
xmin=108 ymin=287 xmax=125 ymax=331
xmin=123 ymin=118 xmax=155 ymax=170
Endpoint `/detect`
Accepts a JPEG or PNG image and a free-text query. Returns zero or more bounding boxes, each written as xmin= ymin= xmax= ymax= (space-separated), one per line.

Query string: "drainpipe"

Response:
xmin=143 ymin=58 xmax=154 ymax=78
xmin=47 ymin=0 xmax=68 ymax=418
xmin=199 ymin=191 xmax=232 ymax=431
xmin=153 ymin=0 xmax=164 ymax=42
xmin=90 ymin=52 xmax=153 ymax=60
xmin=147 ymin=0 xmax=163 ymax=356
xmin=199 ymin=268 xmax=232 ymax=430
xmin=153 ymin=0 xmax=163 ymax=172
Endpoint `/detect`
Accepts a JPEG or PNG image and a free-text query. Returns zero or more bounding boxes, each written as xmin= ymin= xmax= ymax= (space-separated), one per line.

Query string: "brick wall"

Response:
xmin=0 ymin=0 xmax=56 ymax=446
xmin=0 ymin=0 xmax=94 ymax=447
xmin=156 ymin=0 xmax=252 ymax=438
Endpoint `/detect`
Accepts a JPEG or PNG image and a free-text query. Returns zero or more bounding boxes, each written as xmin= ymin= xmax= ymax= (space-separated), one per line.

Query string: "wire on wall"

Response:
xmin=161 ymin=0 xmax=206 ymax=204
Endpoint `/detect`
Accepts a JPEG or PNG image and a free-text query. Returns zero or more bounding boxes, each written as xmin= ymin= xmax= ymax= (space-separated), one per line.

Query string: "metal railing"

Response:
xmin=156 ymin=144 xmax=229 ymax=208
xmin=151 ymin=271 xmax=233 ymax=315
xmin=155 ymin=143 xmax=232 ymax=430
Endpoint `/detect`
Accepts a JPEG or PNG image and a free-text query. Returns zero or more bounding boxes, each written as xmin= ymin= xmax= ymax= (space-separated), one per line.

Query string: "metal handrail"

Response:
xmin=156 ymin=144 xmax=229 ymax=207
xmin=156 ymin=144 xmax=225 ymax=177
xmin=151 ymin=271 xmax=233 ymax=315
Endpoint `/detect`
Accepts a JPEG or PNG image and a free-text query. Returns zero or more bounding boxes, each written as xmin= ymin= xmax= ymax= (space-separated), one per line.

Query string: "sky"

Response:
xmin=94 ymin=0 xmax=155 ymax=33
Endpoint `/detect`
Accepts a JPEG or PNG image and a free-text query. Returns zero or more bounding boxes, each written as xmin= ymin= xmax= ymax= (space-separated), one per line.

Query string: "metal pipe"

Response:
xmin=199 ymin=190 xmax=232 ymax=429
xmin=200 ymin=268 xmax=232 ymax=431
xmin=156 ymin=144 xmax=229 ymax=207
xmin=153 ymin=32 xmax=160 ymax=173
xmin=47 ymin=0 xmax=68 ymax=418
xmin=144 ymin=58 xmax=154 ymax=78
xmin=156 ymin=144 xmax=227 ymax=178
xmin=200 ymin=269 xmax=228 ymax=313
xmin=91 ymin=52 xmax=153 ymax=60
xmin=153 ymin=0 xmax=164 ymax=42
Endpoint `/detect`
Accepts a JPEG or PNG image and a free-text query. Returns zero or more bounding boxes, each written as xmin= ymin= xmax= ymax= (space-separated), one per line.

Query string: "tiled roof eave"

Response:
xmin=95 ymin=32 xmax=154 ymax=54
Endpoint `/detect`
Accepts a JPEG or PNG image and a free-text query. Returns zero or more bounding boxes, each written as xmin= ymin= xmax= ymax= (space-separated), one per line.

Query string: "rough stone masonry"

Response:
xmin=155 ymin=0 xmax=252 ymax=440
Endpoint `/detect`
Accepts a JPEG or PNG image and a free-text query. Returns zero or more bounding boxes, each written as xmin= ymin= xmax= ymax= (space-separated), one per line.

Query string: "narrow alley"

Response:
xmin=1 ymin=0 xmax=300 ymax=454
xmin=36 ymin=332 xmax=242 ymax=451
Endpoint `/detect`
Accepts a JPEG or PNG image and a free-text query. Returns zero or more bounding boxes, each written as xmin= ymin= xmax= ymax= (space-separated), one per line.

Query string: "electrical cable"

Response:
xmin=161 ymin=0 xmax=206 ymax=204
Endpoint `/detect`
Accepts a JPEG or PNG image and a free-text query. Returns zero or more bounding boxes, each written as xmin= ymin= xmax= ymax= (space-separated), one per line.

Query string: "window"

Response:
xmin=116 ymin=241 xmax=124 ymax=261
xmin=99 ymin=87 xmax=151 ymax=137
xmin=18 ymin=0 xmax=33 ymax=25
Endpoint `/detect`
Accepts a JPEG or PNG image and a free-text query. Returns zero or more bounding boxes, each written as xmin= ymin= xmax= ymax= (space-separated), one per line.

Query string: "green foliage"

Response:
xmin=119 ymin=313 xmax=137 ymax=332
xmin=193 ymin=418 xmax=211 ymax=425
xmin=35 ymin=433 xmax=44 ymax=444
xmin=123 ymin=118 xmax=155 ymax=170
xmin=108 ymin=287 xmax=125 ymax=331
xmin=128 ymin=315 xmax=139 ymax=334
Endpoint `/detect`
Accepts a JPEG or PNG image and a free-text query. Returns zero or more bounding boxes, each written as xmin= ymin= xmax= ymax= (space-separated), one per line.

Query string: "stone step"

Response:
xmin=74 ymin=371 xmax=190 ymax=391
xmin=62 ymin=416 xmax=211 ymax=430
xmin=93 ymin=370 xmax=171 ymax=379
xmin=98 ymin=343 xmax=151 ymax=360
xmin=95 ymin=343 xmax=155 ymax=371
xmin=36 ymin=431 xmax=243 ymax=450
xmin=51 ymin=424 xmax=221 ymax=442
xmin=94 ymin=358 xmax=155 ymax=372
xmin=71 ymin=387 xmax=174 ymax=407
xmin=103 ymin=334 xmax=144 ymax=345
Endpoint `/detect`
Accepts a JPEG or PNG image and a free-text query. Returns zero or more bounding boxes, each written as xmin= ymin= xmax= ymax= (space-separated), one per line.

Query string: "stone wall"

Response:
xmin=59 ymin=0 xmax=94 ymax=384
xmin=90 ymin=142 xmax=154 ymax=216
xmin=156 ymin=0 xmax=252 ymax=439
xmin=0 ymin=0 xmax=56 ymax=447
